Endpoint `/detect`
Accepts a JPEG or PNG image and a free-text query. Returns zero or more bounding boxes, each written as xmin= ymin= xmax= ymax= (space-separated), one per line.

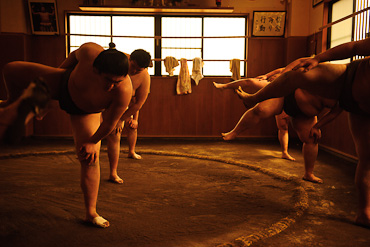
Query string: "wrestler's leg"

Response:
xmin=275 ymin=113 xmax=295 ymax=161
xmin=222 ymin=98 xmax=283 ymax=140
xmin=237 ymin=64 xmax=347 ymax=108
xmin=291 ymin=116 xmax=322 ymax=183
xmin=104 ymin=113 xmax=124 ymax=184
xmin=105 ymin=128 xmax=124 ymax=184
xmin=0 ymin=78 xmax=51 ymax=143
xmin=2 ymin=61 xmax=63 ymax=106
xmin=213 ymin=78 xmax=268 ymax=93
xmin=348 ymin=113 xmax=370 ymax=227
xmin=70 ymin=113 xmax=109 ymax=227
xmin=125 ymin=123 xmax=141 ymax=160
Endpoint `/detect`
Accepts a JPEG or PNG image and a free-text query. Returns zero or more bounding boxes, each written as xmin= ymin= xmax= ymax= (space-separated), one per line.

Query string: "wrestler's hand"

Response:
xmin=256 ymin=75 xmax=267 ymax=80
xmin=293 ymin=57 xmax=319 ymax=72
xmin=79 ymin=142 xmax=98 ymax=165
xmin=127 ymin=119 xmax=138 ymax=129
xmin=267 ymin=74 xmax=279 ymax=82
xmin=113 ymin=120 xmax=124 ymax=134
xmin=310 ymin=127 xmax=321 ymax=143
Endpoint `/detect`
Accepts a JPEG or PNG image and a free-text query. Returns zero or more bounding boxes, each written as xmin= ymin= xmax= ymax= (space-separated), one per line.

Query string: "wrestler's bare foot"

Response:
xmin=235 ymin=86 xmax=257 ymax=108
xmin=109 ymin=174 xmax=123 ymax=184
xmin=302 ymin=174 xmax=323 ymax=184
xmin=281 ymin=152 xmax=296 ymax=161
xmin=128 ymin=152 xmax=142 ymax=160
xmin=85 ymin=214 xmax=110 ymax=228
xmin=355 ymin=214 xmax=370 ymax=228
xmin=222 ymin=131 xmax=237 ymax=141
xmin=213 ymin=81 xmax=226 ymax=89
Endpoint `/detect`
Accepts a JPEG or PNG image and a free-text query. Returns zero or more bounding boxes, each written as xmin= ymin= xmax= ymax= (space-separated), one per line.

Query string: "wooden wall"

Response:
xmin=0 ymin=32 xmax=358 ymax=158
xmin=33 ymin=76 xmax=279 ymax=138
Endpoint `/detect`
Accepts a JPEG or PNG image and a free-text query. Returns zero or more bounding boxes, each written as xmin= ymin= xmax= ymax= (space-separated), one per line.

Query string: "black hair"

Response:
xmin=93 ymin=43 xmax=129 ymax=76
xmin=130 ymin=49 xmax=152 ymax=68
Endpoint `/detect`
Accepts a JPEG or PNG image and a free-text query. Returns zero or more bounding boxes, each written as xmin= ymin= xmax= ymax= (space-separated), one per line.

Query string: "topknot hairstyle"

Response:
xmin=109 ymin=42 xmax=116 ymax=49
xmin=93 ymin=42 xmax=129 ymax=76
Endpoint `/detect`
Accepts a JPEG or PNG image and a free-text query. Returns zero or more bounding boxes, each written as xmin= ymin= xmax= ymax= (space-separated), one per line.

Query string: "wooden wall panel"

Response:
xmin=247 ymin=38 xmax=286 ymax=77
xmin=285 ymin=36 xmax=309 ymax=63
xmin=137 ymin=77 xmax=278 ymax=137
xmin=0 ymin=33 xmax=357 ymax=159
xmin=320 ymin=112 xmax=357 ymax=158
xmin=0 ymin=33 xmax=28 ymax=100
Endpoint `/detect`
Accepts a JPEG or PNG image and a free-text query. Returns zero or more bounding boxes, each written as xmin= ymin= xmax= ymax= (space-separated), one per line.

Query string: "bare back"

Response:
xmin=128 ymin=68 xmax=151 ymax=110
xmin=68 ymin=43 xmax=132 ymax=113
xmin=295 ymin=89 xmax=338 ymax=117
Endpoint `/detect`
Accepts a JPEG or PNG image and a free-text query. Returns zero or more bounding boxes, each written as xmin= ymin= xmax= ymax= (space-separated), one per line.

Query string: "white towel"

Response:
xmin=191 ymin=57 xmax=204 ymax=85
xmin=176 ymin=58 xmax=191 ymax=95
xmin=164 ymin=56 xmax=179 ymax=76
xmin=230 ymin=59 xmax=241 ymax=80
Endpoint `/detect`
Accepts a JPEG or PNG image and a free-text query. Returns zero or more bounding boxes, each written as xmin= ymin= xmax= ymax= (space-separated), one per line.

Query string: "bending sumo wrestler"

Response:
xmin=1 ymin=42 xmax=132 ymax=228
xmin=238 ymin=37 xmax=370 ymax=228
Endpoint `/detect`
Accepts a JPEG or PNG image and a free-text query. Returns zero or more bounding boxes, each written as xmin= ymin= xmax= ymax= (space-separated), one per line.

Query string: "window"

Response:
xmin=329 ymin=0 xmax=369 ymax=61
xmin=354 ymin=0 xmax=370 ymax=59
xmin=67 ymin=13 xmax=247 ymax=76
xmin=68 ymin=14 xmax=155 ymax=75
xmin=354 ymin=0 xmax=370 ymax=41
xmin=329 ymin=0 xmax=353 ymax=64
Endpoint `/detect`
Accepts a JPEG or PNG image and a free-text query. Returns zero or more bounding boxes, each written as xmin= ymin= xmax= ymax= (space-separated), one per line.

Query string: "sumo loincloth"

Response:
xmin=283 ymin=91 xmax=304 ymax=117
xmin=339 ymin=58 xmax=370 ymax=116
xmin=58 ymin=69 xmax=100 ymax=115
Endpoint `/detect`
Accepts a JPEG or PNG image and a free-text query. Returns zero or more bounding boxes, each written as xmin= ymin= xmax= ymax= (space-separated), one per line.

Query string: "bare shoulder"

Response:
xmin=116 ymin=76 xmax=133 ymax=100
xmin=131 ymin=69 xmax=151 ymax=88
xmin=76 ymin=42 xmax=104 ymax=62
xmin=139 ymin=69 xmax=151 ymax=85
xmin=142 ymin=70 xmax=151 ymax=83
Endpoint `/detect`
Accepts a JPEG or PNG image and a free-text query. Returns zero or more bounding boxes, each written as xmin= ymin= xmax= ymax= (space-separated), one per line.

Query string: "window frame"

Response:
xmin=66 ymin=12 xmax=248 ymax=77
xmin=328 ymin=0 xmax=369 ymax=61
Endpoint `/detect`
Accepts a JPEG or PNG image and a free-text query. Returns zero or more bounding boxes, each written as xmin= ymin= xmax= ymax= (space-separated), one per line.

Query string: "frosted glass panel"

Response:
xmin=204 ymin=17 xmax=245 ymax=36
xmin=162 ymin=17 xmax=202 ymax=37
xmin=203 ymin=38 xmax=245 ymax=60
xmin=69 ymin=16 xmax=110 ymax=35
xmin=161 ymin=17 xmax=202 ymax=75
xmin=69 ymin=14 xmax=247 ymax=76
xmin=112 ymin=16 xmax=154 ymax=36
xmin=113 ymin=37 xmax=155 ymax=75
xmin=204 ymin=17 xmax=245 ymax=76
xmin=70 ymin=36 xmax=111 ymax=49
xmin=330 ymin=0 xmax=353 ymax=64
xmin=69 ymin=15 xmax=155 ymax=75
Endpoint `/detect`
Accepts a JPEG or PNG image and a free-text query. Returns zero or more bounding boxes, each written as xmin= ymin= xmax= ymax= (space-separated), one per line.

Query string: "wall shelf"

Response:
xmin=79 ymin=5 xmax=234 ymax=14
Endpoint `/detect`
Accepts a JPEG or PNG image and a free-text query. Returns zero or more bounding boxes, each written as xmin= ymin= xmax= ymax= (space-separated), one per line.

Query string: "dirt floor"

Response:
xmin=0 ymin=137 xmax=369 ymax=247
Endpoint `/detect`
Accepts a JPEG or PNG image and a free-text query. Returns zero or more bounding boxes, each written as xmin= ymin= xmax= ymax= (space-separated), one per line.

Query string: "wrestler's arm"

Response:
xmin=93 ymin=84 xmax=132 ymax=143
xmin=127 ymin=111 xmax=139 ymax=129
xmin=79 ymin=78 xmax=132 ymax=164
xmin=255 ymin=68 xmax=284 ymax=81
xmin=265 ymin=68 xmax=284 ymax=77
xmin=282 ymin=57 xmax=312 ymax=73
xmin=119 ymin=73 xmax=150 ymax=122
xmin=310 ymin=103 xmax=343 ymax=143
xmin=294 ymin=38 xmax=370 ymax=71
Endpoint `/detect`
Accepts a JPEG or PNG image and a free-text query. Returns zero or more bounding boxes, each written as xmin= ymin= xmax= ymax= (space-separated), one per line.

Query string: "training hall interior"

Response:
xmin=0 ymin=0 xmax=370 ymax=247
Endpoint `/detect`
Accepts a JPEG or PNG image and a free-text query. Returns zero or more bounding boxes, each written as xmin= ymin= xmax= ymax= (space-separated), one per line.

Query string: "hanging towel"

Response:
xmin=164 ymin=56 xmax=179 ymax=76
xmin=230 ymin=59 xmax=241 ymax=80
xmin=176 ymin=58 xmax=192 ymax=95
xmin=191 ymin=57 xmax=204 ymax=85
